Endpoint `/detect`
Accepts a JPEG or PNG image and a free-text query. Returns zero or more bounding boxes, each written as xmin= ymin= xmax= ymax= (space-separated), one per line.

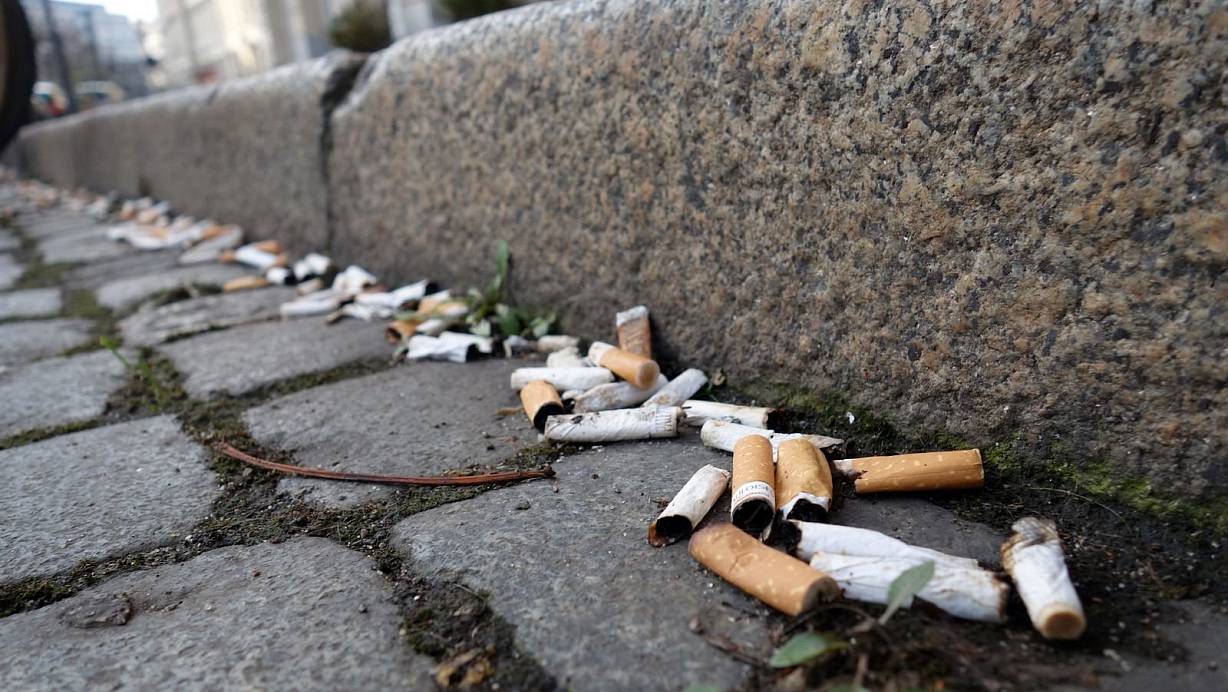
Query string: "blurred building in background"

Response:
xmin=21 ymin=0 xmax=150 ymax=101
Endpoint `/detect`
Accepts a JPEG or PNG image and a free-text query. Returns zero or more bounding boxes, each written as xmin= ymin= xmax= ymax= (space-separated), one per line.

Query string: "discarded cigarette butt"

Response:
xmin=222 ymin=276 xmax=271 ymax=293
xmin=218 ymin=249 xmax=237 ymax=263
xmin=588 ymin=341 xmax=660 ymax=389
xmin=332 ymin=265 xmax=378 ymax=293
xmin=701 ymin=420 xmax=843 ymax=454
xmin=415 ymin=316 xmax=461 ymax=337
xmin=179 ymin=226 xmax=243 ymax=265
xmin=510 ymin=367 xmax=615 ymax=392
xmin=731 ymin=435 xmax=775 ymax=538
xmin=808 ymin=552 xmax=1008 ymax=623
xmin=775 ymin=439 xmax=834 ymax=522
xmin=250 ymin=240 xmax=283 ymax=254
xmin=389 ymin=279 xmax=431 ymax=309
xmin=682 ymin=400 xmax=774 ymax=428
xmin=560 ymin=389 xmax=584 ymax=401
xmin=648 ymin=465 xmax=730 ymax=547
xmin=334 ymin=303 xmax=385 ymax=322
xmin=545 ymin=346 xmax=587 ymax=368
xmin=785 ymin=521 xmax=980 ymax=570
xmin=643 ymin=368 xmax=708 ymax=408
xmin=572 ymin=374 xmax=668 ymax=413
xmin=543 ymin=406 xmax=681 ymax=443
xmin=834 ymin=450 xmax=983 ymax=493
xmin=615 ymin=305 xmax=652 ymax=358
xmin=280 ymin=294 xmax=341 ymax=318
xmin=265 ymin=266 xmax=292 ymax=285
xmin=689 ymin=523 xmax=839 ymax=616
xmin=405 ymin=334 xmax=475 ymax=363
xmin=535 ymin=335 xmax=580 ymax=353
xmin=439 ymin=331 xmax=494 ymax=354
xmin=385 ymin=319 xmax=421 ymax=344
xmin=520 ymin=380 xmax=565 ymax=432
xmin=1001 ymin=517 xmax=1086 ymax=640
xmin=416 ymin=290 xmax=453 ymax=314
xmin=234 ymin=244 xmax=281 ymax=270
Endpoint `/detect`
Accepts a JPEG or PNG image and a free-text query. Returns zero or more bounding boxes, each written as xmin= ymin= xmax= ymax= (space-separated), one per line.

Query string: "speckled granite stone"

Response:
xmin=328 ymin=0 xmax=1228 ymax=495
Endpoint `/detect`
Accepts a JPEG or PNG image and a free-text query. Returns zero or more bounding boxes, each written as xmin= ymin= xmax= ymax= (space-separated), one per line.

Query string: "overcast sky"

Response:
xmin=97 ymin=0 xmax=159 ymax=23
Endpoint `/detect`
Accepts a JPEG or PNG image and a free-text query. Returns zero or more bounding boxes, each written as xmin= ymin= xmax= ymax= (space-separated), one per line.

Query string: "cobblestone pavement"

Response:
xmin=1 ymin=184 xmax=1224 ymax=691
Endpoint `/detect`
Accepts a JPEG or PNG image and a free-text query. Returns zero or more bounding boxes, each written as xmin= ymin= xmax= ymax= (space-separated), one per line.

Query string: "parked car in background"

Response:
xmin=75 ymin=81 xmax=126 ymax=111
xmin=30 ymin=81 xmax=67 ymax=120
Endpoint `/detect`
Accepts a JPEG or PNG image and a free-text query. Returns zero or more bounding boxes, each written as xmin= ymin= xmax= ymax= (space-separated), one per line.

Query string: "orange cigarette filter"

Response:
xmin=689 ymin=523 xmax=840 ymax=616
xmin=848 ymin=449 xmax=983 ymax=493
xmin=597 ymin=347 xmax=660 ymax=389
xmin=731 ymin=435 xmax=775 ymax=536
xmin=384 ymin=319 xmax=421 ymax=344
xmin=520 ymin=380 xmax=565 ymax=431
xmin=776 ymin=438 xmax=834 ymax=520
xmin=222 ymin=276 xmax=271 ymax=293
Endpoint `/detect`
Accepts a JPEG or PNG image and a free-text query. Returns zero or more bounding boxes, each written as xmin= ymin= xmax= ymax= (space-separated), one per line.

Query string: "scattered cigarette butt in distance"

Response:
xmin=510 ymin=367 xmax=615 ymax=392
xmin=588 ymin=341 xmax=660 ymax=389
xmin=643 ymin=368 xmax=708 ymax=408
xmin=535 ymin=335 xmax=580 ymax=353
xmin=384 ymin=320 xmax=421 ymax=343
xmin=649 ymin=465 xmax=730 ymax=547
xmin=834 ymin=450 xmax=983 ymax=493
xmin=689 ymin=523 xmax=839 ymax=616
xmin=521 ymin=381 xmax=565 ymax=432
xmin=776 ymin=438 xmax=834 ymax=522
xmin=545 ymin=347 xmax=587 ymax=368
xmin=572 ymin=374 xmax=668 ymax=413
xmin=222 ymin=276 xmax=271 ymax=292
xmin=785 ymin=521 xmax=980 ymax=570
xmin=1001 ymin=517 xmax=1086 ymax=640
xmin=731 ymin=435 xmax=775 ymax=538
xmin=808 ymin=552 xmax=1008 ymax=623
xmin=701 ymin=420 xmax=843 ymax=454
xmin=543 ymin=406 xmax=681 ymax=443
xmin=405 ymin=334 xmax=477 ymax=363
xmin=682 ymin=400 xmax=774 ymax=428
xmin=615 ymin=305 xmax=652 ymax=358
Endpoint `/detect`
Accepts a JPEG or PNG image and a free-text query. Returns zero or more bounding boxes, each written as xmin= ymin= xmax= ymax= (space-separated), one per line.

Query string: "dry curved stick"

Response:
xmin=215 ymin=442 xmax=555 ymax=487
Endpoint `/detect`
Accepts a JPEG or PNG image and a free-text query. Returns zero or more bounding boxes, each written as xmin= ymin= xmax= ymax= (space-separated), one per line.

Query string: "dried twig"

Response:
xmin=215 ymin=442 xmax=555 ymax=486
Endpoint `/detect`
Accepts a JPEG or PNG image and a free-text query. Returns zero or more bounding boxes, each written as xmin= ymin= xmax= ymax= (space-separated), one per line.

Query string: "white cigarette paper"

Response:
xmin=700 ymin=420 xmax=843 ymax=453
xmin=788 ymin=521 xmax=981 ymax=569
xmin=405 ymin=335 xmax=475 ymax=363
xmin=545 ymin=347 xmax=588 ymax=368
xmin=332 ymin=265 xmax=378 ymax=294
xmin=543 ymin=407 xmax=681 ymax=443
xmin=683 ymin=400 xmax=774 ymax=428
xmin=389 ymin=280 xmax=431 ymax=308
xmin=808 ymin=552 xmax=1008 ymax=623
xmin=510 ymin=367 xmax=615 ymax=392
xmin=643 ymin=369 xmax=708 ymax=408
xmin=648 ymin=465 xmax=730 ymax=547
xmin=265 ymin=266 xmax=292 ymax=285
xmin=280 ymin=294 xmax=341 ymax=318
xmin=178 ymin=226 xmax=243 ymax=265
xmin=572 ymin=374 xmax=668 ymax=413
xmin=438 ymin=331 xmax=494 ymax=354
xmin=415 ymin=317 xmax=461 ymax=336
xmin=536 ymin=335 xmax=580 ymax=353
xmin=1001 ymin=517 xmax=1086 ymax=639
xmin=234 ymin=245 xmax=281 ymax=270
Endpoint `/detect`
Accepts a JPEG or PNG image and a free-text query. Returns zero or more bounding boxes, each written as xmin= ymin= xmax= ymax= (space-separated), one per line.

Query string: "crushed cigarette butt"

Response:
xmin=643 ymin=368 xmax=708 ymax=408
xmin=545 ymin=346 xmax=587 ymax=368
xmin=775 ymin=438 xmax=834 ymax=521
xmin=521 ymin=381 xmax=565 ymax=432
xmin=384 ymin=319 xmax=421 ymax=344
xmin=784 ymin=521 xmax=980 ymax=570
xmin=682 ymin=400 xmax=774 ymax=428
xmin=588 ymin=341 xmax=660 ymax=389
xmin=689 ymin=523 xmax=839 ymax=616
xmin=832 ymin=449 xmax=983 ymax=493
xmin=222 ymin=276 xmax=271 ymax=293
xmin=535 ymin=335 xmax=581 ymax=353
xmin=572 ymin=374 xmax=668 ymax=413
xmin=543 ymin=406 xmax=681 ymax=443
xmin=648 ymin=465 xmax=730 ymax=547
xmin=1001 ymin=517 xmax=1086 ymax=639
xmin=510 ymin=367 xmax=615 ymax=392
xmin=701 ymin=420 xmax=843 ymax=454
xmin=731 ymin=435 xmax=775 ymax=538
xmin=615 ymin=305 xmax=652 ymax=358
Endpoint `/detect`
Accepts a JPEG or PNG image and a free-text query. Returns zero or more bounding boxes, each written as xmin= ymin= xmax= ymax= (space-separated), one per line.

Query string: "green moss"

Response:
xmin=0 ymin=420 xmax=102 ymax=450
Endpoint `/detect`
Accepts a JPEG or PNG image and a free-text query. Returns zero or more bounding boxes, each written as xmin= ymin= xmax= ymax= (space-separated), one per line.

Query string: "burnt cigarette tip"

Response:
xmin=647 ymin=515 xmax=693 ymax=548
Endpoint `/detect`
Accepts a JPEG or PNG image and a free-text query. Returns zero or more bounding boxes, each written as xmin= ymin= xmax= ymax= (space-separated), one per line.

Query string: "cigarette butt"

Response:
xmin=643 ymin=369 xmax=708 ymax=408
xmin=198 ymin=224 xmax=226 ymax=240
xmin=545 ymin=347 xmax=586 ymax=368
xmin=786 ymin=521 xmax=981 ymax=570
xmin=689 ymin=523 xmax=839 ymax=616
xmin=588 ymin=341 xmax=660 ymax=389
xmin=572 ymin=374 xmax=668 ymax=413
xmin=265 ymin=266 xmax=292 ymax=285
xmin=234 ymin=245 xmax=280 ymax=270
xmin=385 ymin=320 xmax=420 ymax=344
xmin=389 ymin=280 xmax=431 ymax=309
xmin=219 ymin=249 xmax=237 ymax=263
xmin=416 ymin=290 xmax=453 ymax=315
xmin=438 ymin=331 xmax=494 ymax=355
xmin=648 ymin=465 xmax=730 ymax=547
xmin=405 ymin=334 xmax=475 ymax=363
xmin=415 ymin=317 xmax=459 ymax=337
xmin=251 ymin=240 xmax=283 ymax=254
xmin=222 ymin=276 xmax=271 ymax=292
xmin=776 ymin=439 xmax=834 ymax=521
xmin=837 ymin=450 xmax=983 ymax=493
xmin=615 ymin=305 xmax=652 ymax=358
xmin=520 ymin=381 xmax=565 ymax=432
xmin=808 ymin=552 xmax=1008 ymax=623
xmin=510 ymin=367 xmax=615 ymax=392
xmin=682 ymin=400 xmax=774 ymax=428
xmin=535 ymin=335 xmax=580 ymax=353
xmin=332 ymin=265 xmax=379 ymax=294
xmin=543 ymin=406 xmax=681 ymax=443
xmin=731 ymin=435 xmax=775 ymax=538
xmin=1001 ymin=517 xmax=1086 ymax=640
xmin=701 ymin=420 xmax=843 ymax=454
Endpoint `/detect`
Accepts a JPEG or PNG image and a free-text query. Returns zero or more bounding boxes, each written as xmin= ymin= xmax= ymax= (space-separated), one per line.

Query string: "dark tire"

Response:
xmin=0 ymin=0 xmax=37 ymax=151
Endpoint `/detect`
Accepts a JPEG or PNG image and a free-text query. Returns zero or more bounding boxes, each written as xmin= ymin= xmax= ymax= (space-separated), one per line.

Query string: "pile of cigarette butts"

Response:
xmin=20 ymin=182 xmax=1086 ymax=642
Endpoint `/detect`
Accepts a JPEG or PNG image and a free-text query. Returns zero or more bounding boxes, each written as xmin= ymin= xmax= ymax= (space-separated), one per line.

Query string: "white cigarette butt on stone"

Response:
xmin=510 ymin=367 xmax=615 ymax=392
xmin=280 ymin=295 xmax=341 ymax=318
xmin=545 ymin=346 xmax=587 ymax=368
xmin=559 ymin=389 xmax=584 ymax=401
xmin=543 ymin=406 xmax=681 ymax=443
xmin=438 ymin=331 xmax=494 ymax=355
xmin=535 ymin=335 xmax=580 ymax=353
xmin=265 ymin=266 xmax=292 ymax=285
xmin=233 ymin=245 xmax=281 ymax=270
xmin=643 ymin=368 xmax=708 ymax=408
xmin=332 ymin=265 xmax=378 ymax=294
xmin=389 ymin=280 xmax=431 ymax=308
xmin=788 ymin=521 xmax=981 ymax=569
xmin=415 ymin=317 xmax=461 ymax=337
xmin=683 ymin=400 xmax=774 ymax=428
xmin=700 ymin=420 xmax=843 ymax=454
xmin=808 ymin=552 xmax=1009 ymax=623
xmin=572 ymin=374 xmax=669 ymax=413
xmin=1001 ymin=517 xmax=1086 ymax=640
xmin=405 ymin=335 xmax=474 ymax=363
xmin=648 ymin=465 xmax=730 ymax=547
xmin=334 ymin=303 xmax=387 ymax=322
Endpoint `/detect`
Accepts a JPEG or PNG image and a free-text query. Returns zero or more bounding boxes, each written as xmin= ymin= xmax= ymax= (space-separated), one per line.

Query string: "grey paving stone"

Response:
xmin=393 ymin=440 xmax=769 ymax=692
xmin=63 ymin=250 xmax=180 ymax=289
xmin=38 ymin=226 xmax=131 ymax=264
xmin=0 ymin=416 xmax=218 ymax=584
xmin=0 ymin=287 xmax=62 ymax=319
xmin=246 ymin=360 xmax=531 ymax=508
xmin=0 ymin=253 xmax=21 ymax=289
xmin=1077 ymin=600 xmax=1228 ymax=692
xmin=20 ymin=214 xmax=102 ymax=240
xmin=119 ymin=286 xmax=295 ymax=346
xmin=833 ymin=495 xmax=1005 ymax=566
xmin=0 ymin=350 xmax=128 ymax=438
xmin=96 ymin=264 xmax=251 ymax=312
xmin=0 ymin=230 xmax=19 ymax=252
xmin=160 ymin=317 xmax=390 ymax=398
xmin=0 ymin=318 xmax=94 ymax=366
xmin=0 ymin=537 xmax=436 ymax=690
